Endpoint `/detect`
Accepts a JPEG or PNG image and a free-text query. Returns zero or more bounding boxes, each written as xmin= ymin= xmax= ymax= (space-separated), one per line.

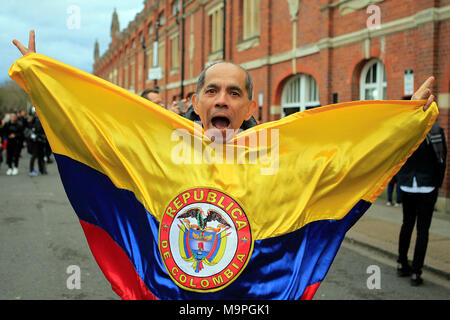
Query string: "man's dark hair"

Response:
xmin=185 ymin=91 xmax=195 ymax=100
xmin=141 ymin=88 xmax=160 ymax=98
xmin=195 ymin=62 xmax=253 ymax=101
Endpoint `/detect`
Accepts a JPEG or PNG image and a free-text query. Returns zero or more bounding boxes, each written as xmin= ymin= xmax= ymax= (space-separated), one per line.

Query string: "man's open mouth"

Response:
xmin=211 ymin=116 xmax=231 ymax=129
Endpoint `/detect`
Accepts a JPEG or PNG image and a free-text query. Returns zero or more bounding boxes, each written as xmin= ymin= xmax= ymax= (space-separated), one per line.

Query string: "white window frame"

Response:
xmin=243 ymin=0 xmax=260 ymax=40
xmin=170 ymin=32 xmax=180 ymax=72
xmin=281 ymin=74 xmax=320 ymax=117
xmin=208 ymin=2 xmax=224 ymax=54
xmin=360 ymin=59 xmax=387 ymax=100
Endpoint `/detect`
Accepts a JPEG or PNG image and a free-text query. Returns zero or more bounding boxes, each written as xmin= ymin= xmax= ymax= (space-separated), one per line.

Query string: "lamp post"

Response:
xmin=175 ymin=1 xmax=186 ymax=98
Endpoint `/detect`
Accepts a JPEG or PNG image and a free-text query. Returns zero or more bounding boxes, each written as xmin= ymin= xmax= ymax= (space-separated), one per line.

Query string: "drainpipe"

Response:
xmin=222 ymin=0 xmax=226 ymax=60
xmin=180 ymin=0 xmax=185 ymax=98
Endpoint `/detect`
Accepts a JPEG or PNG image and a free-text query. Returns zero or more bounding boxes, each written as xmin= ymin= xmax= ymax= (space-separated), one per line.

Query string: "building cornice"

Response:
xmin=158 ymin=5 xmax=450 ymax=91
xmin=96 ymin=3 xmax=450 ymax=90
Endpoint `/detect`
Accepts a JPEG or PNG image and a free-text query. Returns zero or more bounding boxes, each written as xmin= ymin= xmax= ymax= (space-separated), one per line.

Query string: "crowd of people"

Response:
xmin=141 ymin=87 xmax=198 ymax=120
xmin=0 ymin=108 xmax=53 ymax=177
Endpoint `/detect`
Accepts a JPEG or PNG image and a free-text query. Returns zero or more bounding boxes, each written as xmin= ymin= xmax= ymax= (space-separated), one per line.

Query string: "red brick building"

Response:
xmin=93 ymin=0 xmax=450 ymax=212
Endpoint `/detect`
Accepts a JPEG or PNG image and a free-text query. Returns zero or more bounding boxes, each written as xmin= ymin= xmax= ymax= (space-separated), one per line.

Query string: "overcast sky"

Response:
xmin=1 ymin=0 xmax=145 ymax=83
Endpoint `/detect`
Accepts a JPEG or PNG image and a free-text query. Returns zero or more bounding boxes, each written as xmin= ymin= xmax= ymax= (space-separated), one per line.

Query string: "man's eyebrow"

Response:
xmin=228 ymin=85 xmax=243 ymax=93
xmin=204 ymin=83 xmax=219 ymax=90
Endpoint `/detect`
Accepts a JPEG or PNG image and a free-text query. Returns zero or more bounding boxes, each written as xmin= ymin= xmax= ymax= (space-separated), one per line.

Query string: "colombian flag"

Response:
xmin=9 ymin=53 xmax=437 ymax=300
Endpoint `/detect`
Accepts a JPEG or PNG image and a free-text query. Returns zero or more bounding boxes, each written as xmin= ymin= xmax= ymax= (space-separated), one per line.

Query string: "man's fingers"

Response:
xmin=423 ymin=94 xmax=435 ymax=112
xmin=28 ymin=30 xmax=36 ymax=52
xmin=12 ymin=30 xmax=36 ymax=56
xmin=422 ymin=88 xmax=431 ymax=99
xmin=12 ymin=39 xmax=28 ymax=55
xmin=413 ymin=76 xmax=435 ymax=100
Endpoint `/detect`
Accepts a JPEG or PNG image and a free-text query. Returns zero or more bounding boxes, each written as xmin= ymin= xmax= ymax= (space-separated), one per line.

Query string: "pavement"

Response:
xmin=345 ymin=196 xmax=450 ymax=281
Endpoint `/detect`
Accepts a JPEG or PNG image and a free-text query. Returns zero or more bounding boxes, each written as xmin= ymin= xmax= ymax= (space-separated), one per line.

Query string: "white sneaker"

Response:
xmin=12 ymin=167 xmax=19 ymax=175
xmin=6 ymin=168 xmax=12 ymax=176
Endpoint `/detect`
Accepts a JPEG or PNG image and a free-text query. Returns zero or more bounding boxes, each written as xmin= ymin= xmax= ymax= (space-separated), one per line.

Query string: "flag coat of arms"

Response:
xmin=9 ymin=53 xmax=437 ymax=300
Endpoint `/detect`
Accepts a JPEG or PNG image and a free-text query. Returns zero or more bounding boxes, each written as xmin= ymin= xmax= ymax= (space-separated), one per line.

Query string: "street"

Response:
xmin=1 ymin=152 xmax=449 ymax=300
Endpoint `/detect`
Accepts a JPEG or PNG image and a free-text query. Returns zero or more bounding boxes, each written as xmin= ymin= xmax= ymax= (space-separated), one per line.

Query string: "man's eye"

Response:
xmin=205 ymin=88 xmax=216 ymax=94
xmin=231 ymin=91 xmax=240 ymax=96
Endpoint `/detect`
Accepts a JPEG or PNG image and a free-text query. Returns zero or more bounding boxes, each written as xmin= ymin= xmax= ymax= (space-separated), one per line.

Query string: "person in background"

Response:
xmin=168 ymin=99 xmax=183 ymax=115
xmin=396 ymin=121 xmax=447 ymax=286
xmin=168 ymin=92 xmax=195 ymax=117
xmin=0 ymin=113 xmax=5 ymax=171
xmin=28 ymin=110 xmax=47 ymax=176
xmin=386 ymin=174 xmax=402 ymax=207
xmin=141 ymin=88 xmax=165 ymax=108
xmin=3 ymin=113 xmax=24 ymax=176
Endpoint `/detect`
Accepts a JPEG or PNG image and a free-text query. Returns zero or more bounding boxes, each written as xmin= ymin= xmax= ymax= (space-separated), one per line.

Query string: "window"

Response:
xmin=146 ymin=46 xmax=153 ymax=80
xmin=172 ymin=0 xmax=181 ymax=16
xmin=112 ymin=68 xmax=118 ymax=85
xmin=130 ymin=60 xmax=135 ymax=92
xmin=243 ymin=0 xmax=260 ymax=40
xmin=124 ymin=64 xmax=129 ymax=89
xmin=360 ymin=59 xmax=387 ymax=100
xmin=171 ymin=33 xmax=180 ymax=70
xmin=148 ymin=22 xmax=154 ymax=36
xmin=281 ymin=74 xmax=320 ymax=117
xmin=209 ymin=5 xmax=224 ymax=53
xmin=159 ymin=10 xmax=165 ymax=26
xmin=158 ymin=41 xmax=165 ymax=78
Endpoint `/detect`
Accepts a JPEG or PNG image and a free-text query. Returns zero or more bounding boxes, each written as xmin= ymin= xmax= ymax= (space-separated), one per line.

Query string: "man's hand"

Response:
xmin=12 ymin=30 xmax=36 ymax=56
xmin=412 ymin=76 xmax=435 ymax=111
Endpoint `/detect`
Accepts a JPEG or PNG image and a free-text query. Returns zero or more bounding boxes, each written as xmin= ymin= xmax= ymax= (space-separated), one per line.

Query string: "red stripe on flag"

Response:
xmin=79 ymin=219 xmax=158 ymax=300
xmin=300 ymin=282 xmax=321 ymax=300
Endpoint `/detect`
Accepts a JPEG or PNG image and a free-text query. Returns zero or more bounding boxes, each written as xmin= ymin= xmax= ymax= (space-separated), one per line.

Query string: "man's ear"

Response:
xmin=245 ymin=100 xmax=257 ymax=121
xmin=192 ymin=93 xmax=199 ymax=114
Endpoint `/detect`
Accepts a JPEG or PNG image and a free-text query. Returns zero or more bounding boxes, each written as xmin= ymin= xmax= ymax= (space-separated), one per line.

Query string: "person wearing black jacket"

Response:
xmin=396 ymin=121 xmax=447 ymax=286
xmin=28 ymin=115 xmax=47 ymax=176
xmin=4 ymin=113 xmax=24 ymax=175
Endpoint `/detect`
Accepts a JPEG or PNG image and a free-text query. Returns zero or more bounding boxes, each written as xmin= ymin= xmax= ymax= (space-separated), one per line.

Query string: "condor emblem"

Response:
xmin=159 ymin=188 xmax=253 ymax=292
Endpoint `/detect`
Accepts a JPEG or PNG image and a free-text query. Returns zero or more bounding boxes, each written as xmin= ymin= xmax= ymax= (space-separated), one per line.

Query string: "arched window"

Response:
xmin=360 ymin=59 xmax=387 ymax=100
xmin=281 ymin=74 xmax=320 ymax=117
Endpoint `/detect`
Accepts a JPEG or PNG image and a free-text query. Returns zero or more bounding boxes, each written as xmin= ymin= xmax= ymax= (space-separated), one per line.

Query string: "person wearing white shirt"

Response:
xmin=396 ymin=121 xmax=447 ymax=286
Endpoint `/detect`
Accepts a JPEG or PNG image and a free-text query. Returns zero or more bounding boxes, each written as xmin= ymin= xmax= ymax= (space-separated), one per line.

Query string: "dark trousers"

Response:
xmin=29 ymin=141 xmax=46 ymax=173
xmin=6 ymin=138 xmax=21 ymax=168
xmin=398 ymin=189 xmax=438 ymax=275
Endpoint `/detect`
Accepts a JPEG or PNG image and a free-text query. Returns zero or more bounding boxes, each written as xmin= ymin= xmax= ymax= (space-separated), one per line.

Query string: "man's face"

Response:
xmin=192 ymin=63 xmax=256 ymax=140
xmin=146 ymin=92 xmax=165 ymax=108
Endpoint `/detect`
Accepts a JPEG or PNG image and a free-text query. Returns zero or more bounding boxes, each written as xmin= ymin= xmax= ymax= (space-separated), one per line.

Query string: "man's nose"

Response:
xmin=214 ymin=90 xmax=229 ymax=107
